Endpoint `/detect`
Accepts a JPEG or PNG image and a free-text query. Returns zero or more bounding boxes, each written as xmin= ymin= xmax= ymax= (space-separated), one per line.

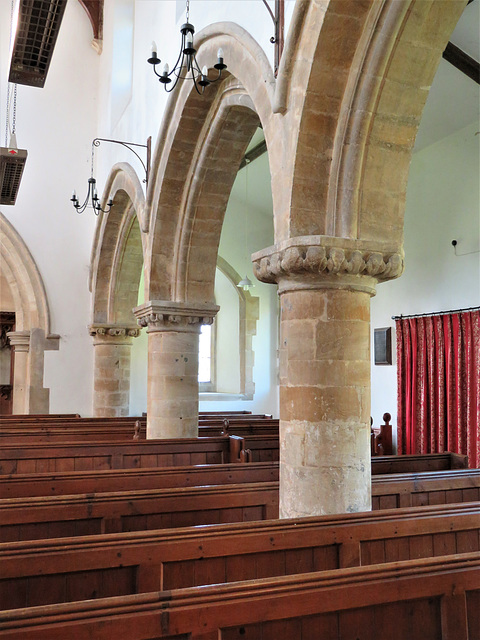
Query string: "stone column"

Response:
xmin=6 ymin=329 xmax=58 ymax=414
xmin=89 ymin=325 xmax=141 ymax=417
xmin=253 ymin=237 xmax=403 ymax=517
xmin=134 ymin=301 xmax=219 ymax=439
xmin=7 ymin=330 xmax=30 ymax=414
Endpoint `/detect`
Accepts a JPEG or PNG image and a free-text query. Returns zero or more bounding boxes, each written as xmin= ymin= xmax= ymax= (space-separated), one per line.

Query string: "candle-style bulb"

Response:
xmin=186 ymin=33 xmax=193 ymax=47
xmin=202 ymin=65 xmax=208 ymax=76
xmin=151 ymin=41 xmax=157 ymax=55
xmin=217 ymin=48 xmax=224 ymax=59
xmin=163 ymin=63 xmax=169 ymax=75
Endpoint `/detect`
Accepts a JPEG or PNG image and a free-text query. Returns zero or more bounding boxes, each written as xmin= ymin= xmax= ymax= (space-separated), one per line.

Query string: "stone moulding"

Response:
xmin=252 ymin=236 xmax=404 ymax=293
xmin=133 ymin=301 xmax=219 ymax=333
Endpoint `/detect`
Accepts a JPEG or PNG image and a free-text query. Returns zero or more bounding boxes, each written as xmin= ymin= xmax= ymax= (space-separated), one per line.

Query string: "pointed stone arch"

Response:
xmin=144 ymin=22 xmax=277 ymax=305
xmin=89 ymin=163 xmax=146 ymax=416
xmin=90 ymin=162 xmax=146 ymax=325
xmin=136 ymin=23 xmax=277 ymax=436
xmin=284 ymin=0 xmax=466 ymax=246
xmin=0 ymin=213 xmax=59 ymax=413
xmin=249 ymin=0 xmax=469 ymax=518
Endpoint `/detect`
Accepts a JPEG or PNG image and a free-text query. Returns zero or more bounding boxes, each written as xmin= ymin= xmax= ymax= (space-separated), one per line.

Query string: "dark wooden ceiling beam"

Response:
xmin=442 ymin=42 xmax=480 ymax=85
xmin=239 ymin=140 xmax=267 ymax=170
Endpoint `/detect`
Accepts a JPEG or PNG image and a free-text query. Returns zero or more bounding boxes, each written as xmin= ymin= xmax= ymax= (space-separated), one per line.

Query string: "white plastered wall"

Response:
xmin=0 ymin=0 xmax=100 ymax=415
xmin=371 ymin=120 xmax=480 ymax=442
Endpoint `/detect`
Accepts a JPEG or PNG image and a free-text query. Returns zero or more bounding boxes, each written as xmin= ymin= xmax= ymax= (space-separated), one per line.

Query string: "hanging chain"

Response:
xmin=11 ymin=84 xmax=17 ymax=135
xmin=91 ymin=140 xmax=96 ymax=177
xmin=5 ymin=0 xmax=17 ymax=144
xmin=186 ymin=0 xmax=190 ymax=23
xmin=5 ymin=84 xmax=10 ymax=146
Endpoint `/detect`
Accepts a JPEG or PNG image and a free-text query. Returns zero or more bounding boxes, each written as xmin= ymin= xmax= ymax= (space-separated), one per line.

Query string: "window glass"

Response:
xmin=198 ymin=324 xmax=212 ymax=383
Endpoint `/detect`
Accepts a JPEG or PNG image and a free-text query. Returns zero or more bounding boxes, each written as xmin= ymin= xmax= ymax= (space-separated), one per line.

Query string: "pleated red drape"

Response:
xmin=396 ymin=310 xmax=480 ymax=467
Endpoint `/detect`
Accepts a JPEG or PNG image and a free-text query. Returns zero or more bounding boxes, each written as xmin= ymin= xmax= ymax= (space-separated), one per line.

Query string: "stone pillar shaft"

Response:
xmin=147 ymin=329 xmax=200 ymax=438
xmin=253 ymin=236 xmax=404 ymax=517
xmin=134 ymin=301 xmax=219 ymax=439
xmin=8 ymin=331 xmax=29 ymax=414
xmin=279 ymin=287 xmax=371 ymax=517
xmin=90 ymin=325 xmax=140 ymax=418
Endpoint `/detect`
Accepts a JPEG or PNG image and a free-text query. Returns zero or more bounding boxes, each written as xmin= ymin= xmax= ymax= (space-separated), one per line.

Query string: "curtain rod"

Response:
xmin=391 ymin=305 xmax=480 ymax=321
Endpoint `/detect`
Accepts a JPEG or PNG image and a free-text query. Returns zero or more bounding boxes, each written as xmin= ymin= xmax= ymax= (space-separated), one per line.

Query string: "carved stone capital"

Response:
xmin=89 ymin=324 xmax=141 ymax=344
xmin=133 ymin=301 xmax=219 ymax=333
xmin=252 ymin=236 xmax=404 ymax=295
xmin=6 ymin=330 xmax=30 ymax=352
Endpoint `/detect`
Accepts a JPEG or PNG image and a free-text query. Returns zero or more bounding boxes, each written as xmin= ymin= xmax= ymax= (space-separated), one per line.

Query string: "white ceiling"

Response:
xmin=414 ymin=0 xmax=479 ymax=152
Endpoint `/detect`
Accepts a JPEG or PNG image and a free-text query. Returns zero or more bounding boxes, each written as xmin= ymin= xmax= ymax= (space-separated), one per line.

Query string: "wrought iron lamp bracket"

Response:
xmin=261 ymin=0 xmax=284 ymax=76
xmin=71 ymin=136 xmax=151 ymax=216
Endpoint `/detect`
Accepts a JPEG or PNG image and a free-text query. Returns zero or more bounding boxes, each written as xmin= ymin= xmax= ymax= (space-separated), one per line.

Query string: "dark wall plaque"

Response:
xmin=374 ymin=327 xmax=392 ymax=365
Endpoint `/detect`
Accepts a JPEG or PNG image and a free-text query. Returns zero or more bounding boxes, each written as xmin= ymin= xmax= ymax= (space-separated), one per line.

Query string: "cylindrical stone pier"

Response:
xmin=278 ymin=285 xmax=372 ymax=517
xmin=253 ymin=236 xmax=404 ymax=517
xmin=134 ymin=301 xmax=218 ymax=439
xmin=90 ymin=325 xmax=140 ymax=417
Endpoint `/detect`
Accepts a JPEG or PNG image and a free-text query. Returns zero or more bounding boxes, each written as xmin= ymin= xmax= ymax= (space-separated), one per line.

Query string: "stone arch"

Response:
xmin=88 ymin=163 xmax=146 ymax=417
xmin=0 ymin=213 xmax=59 ymax=413
xmin=144 ymin=23 xmax=276 ymax=305
xmin=287 ymin=0 xmax=466 ymax=245
xmin=90 ymin=162 xmax=146 ymax=325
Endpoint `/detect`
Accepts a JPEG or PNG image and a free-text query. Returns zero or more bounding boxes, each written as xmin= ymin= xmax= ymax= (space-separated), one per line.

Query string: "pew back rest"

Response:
xmin=0 ymin=553 xmax=479 ymax=639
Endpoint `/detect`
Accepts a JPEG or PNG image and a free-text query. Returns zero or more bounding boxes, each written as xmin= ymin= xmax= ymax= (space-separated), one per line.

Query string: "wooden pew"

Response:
xmin=2 ymin=468 xmax=480 ymax=543
xmin=0 ymin=414 xmax=80 ymax=420
xmin=198 ymin=411 xmax=251 ymax=418
xmin=0 ymin=438 xmax=232 ymax=474
xmin=229 ymin=434 xmax=280 ymax=462
xmin=0 ymin=416 xmax=144 ymax=425
xmin=0 ymin=462 xmax=279 ymax=498
xmin=0 ymin=419 xmax=280 ymax=443
xmin=227 ymin=434 xmax=467 ymax=471
xmin=371 ymin=412 xmax=393 ymax=456
xmin=372 ymin=451 xmax=467 ymax=474
xmin=0 ymin=482 xmax=279 ymax=542
xmin=1 ymin=501 xmax=479 ymax=609
xmin=372 ymin=468 xmax=480 ymax=508
xmin=0 ymin=552 xmax=478 ymax=639
xmin=0 ymin=455 xmax=474 ymax=500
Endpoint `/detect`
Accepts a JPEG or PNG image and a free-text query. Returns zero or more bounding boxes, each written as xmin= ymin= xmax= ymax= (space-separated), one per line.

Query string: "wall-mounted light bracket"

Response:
xmin=261 ymin=0 xmax=284 ymax=76
xmin=71 ymin=136 xmax=151 ymax=215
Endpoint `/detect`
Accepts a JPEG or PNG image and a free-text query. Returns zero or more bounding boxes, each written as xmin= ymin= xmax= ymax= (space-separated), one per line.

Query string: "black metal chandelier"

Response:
xmin=71 ymin=137 xmax=151 ymax=216
xmin=147 ymin=0 xmax=227 ymax=95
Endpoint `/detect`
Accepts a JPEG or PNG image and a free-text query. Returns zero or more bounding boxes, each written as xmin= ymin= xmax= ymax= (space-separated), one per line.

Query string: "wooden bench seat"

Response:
xmin=0 ymin=482 xmax=279 ymax=543
xmin=0 ymin=501 xmax=478 ymax=609
xmin=0 ymin=462 xmax=279 ymax=498
xmin=0 ymin=552 xmax=478 ymax=639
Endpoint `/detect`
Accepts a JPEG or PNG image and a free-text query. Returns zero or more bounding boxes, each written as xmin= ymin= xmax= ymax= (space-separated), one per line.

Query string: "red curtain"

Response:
xmin=396 ymin=310 xmax=480 ymax=467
